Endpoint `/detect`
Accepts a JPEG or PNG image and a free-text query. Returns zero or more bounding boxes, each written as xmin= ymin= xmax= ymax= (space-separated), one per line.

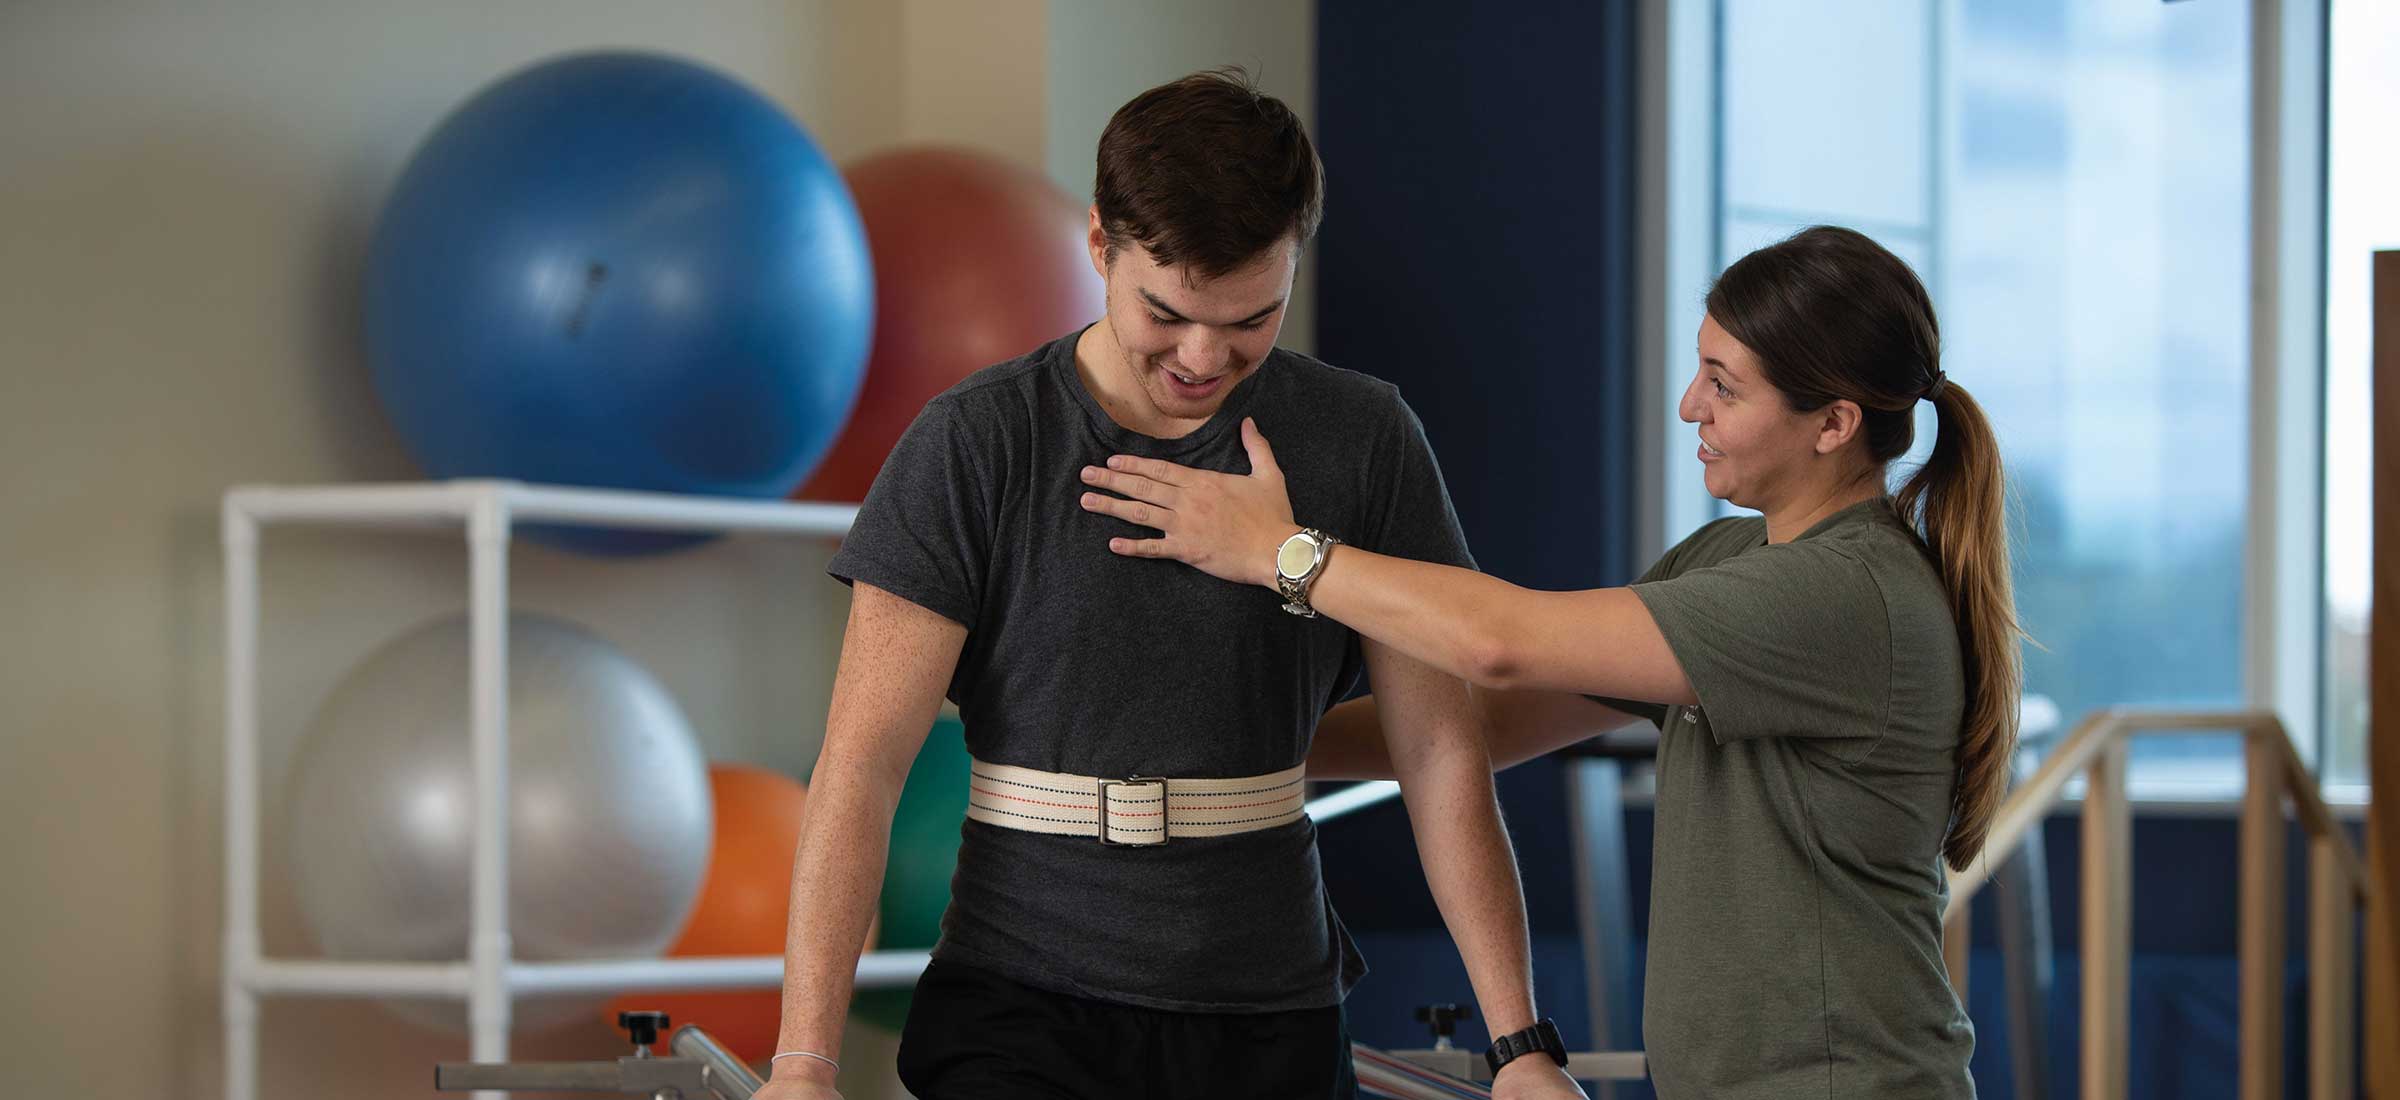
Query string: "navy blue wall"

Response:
xmin=1313 ymin=0 xmax=1641 ymax=593
xmin=1311 ymin=0 xmax=1645 ymax=1039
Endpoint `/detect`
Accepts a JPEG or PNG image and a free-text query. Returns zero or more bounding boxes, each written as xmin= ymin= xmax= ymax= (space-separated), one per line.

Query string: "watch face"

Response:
xmin=1277 ymin=533 xmax=1317 ymax=580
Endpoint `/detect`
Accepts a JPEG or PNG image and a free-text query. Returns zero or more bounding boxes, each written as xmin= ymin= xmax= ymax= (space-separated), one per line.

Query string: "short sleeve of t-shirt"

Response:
xmin=1631 ymin=541 xmax=1892 ymax=754
xmin=1581 ymin=517 xmax=1750 ymax=725
xmin=1358 ymin=396 xmax=1476 ymax=571
xmin=825 ymin=397 xmax=996 ymax=629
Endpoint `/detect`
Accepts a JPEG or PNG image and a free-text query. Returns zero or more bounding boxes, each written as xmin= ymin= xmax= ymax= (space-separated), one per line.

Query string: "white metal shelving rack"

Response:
xmin=219 ymin=478 xmax=1408 ymax=1100
xmin=218 ymin=480 xmax=921 ymax=1100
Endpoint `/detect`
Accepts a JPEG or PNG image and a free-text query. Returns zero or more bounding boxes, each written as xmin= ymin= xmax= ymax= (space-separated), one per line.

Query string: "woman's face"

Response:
xmin=1678 ymin=314 xmax=1838 ymax=510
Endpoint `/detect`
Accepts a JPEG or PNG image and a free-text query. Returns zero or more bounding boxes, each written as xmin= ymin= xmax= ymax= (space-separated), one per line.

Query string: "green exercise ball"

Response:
xmin=854 ymin=715 xmax=969 ymax=1031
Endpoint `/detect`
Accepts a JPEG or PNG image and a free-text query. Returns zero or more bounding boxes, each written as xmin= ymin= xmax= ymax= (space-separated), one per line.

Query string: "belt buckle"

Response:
xmin=1096 ymin=775 xmax=1168 ymax=846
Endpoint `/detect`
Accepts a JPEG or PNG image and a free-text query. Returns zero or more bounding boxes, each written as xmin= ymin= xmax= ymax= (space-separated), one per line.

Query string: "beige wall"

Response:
xmin=0 ymin=2 xmax=1303 ymax=1096
xmin=898 ymin=0 xmax=1048 ymax=167
xmin=0 ymin=2 xmax=937 ymax=1097
xmin=1044 ymin=0 xmax=1318 ymax=354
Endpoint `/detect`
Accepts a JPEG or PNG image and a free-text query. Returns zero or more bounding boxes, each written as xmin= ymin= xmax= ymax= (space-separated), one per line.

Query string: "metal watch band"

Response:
xmin=1277 ymin=529 xmax=1339 ymax=617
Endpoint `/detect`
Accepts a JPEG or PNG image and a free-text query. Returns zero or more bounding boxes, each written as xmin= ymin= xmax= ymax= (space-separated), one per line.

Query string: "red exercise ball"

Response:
xmin=797 ymin=146 xmax=1105 ymax=501
xmin=607 ymin=764 xmax=866 ymax=1063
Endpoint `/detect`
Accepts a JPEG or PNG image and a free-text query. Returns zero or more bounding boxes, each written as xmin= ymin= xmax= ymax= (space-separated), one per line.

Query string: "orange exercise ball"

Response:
xmin=797 ymin=146 xmax=1104 ymax=501
xmin=608 ymin=764 xmax=866 ymax=1063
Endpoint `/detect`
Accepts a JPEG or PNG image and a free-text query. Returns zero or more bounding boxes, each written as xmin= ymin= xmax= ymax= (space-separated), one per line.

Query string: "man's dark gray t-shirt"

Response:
xmin=826 ymin=330 xmax=1474 ymax=1012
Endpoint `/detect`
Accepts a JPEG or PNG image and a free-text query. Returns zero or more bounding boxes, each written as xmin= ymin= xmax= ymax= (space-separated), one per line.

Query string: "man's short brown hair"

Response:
xmin=1093 ymin=67 xmax=1324 ymax=279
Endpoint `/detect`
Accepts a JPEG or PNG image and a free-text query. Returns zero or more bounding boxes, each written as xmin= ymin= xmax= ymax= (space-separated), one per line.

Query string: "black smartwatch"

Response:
xmin=1485 ymin=1017 xmax=1568 ymax=1076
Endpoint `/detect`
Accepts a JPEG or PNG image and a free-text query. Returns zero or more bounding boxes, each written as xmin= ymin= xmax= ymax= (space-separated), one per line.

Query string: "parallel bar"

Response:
xmin=1949 ymin=710 xmax=2121 ymax=910
xmin=2081 ymin=738 xmax=2130 ymax=1100
xmin=2308 ymin=838 xmax=2356 ymax=1100
xmin=1951 ymin=710 xmax=2370 ymax=914
xmin=2238 ymin=732 xmax=2287 ymax=1100
xmin=673 ymin=1025 xmax=768 ymax=1100
xmin=435 ymin=1063 xmax=639 ymax=1091
xmin=1997 ymin=837 xmax=2058 ymax=1100
xmin=1565 ymin=758 xmax=1634 ymax=1099
xmin=1929 ymin=708 xmax=2374 ymax=1100
xmin=510 ymin=950 xmax=931 ymax=996
xmin=2256 ymin=717 xmax=2371 ymax=894
xmin=1378 ymin=1047 xmax=1649 ymax=1084
xmin=1305 ymin=780 xmax=1402 ymax=823
xmin=1942 ymin=904 xmax=1970 ymax=1000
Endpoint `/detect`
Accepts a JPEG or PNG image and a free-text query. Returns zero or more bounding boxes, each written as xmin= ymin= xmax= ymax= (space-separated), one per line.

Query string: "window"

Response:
xmin=1648 ymin=0 xmax=2332 ymax=795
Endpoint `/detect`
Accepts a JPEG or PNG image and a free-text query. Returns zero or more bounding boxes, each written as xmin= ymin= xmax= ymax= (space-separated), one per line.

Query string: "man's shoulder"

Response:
xmin=1256 ymin=349 xmax=1422 ymax=449
xmin=1263 ymin=346 xmax=1406 ymax=409
xmin=924 ymin=341 xmax=1059 ymax=418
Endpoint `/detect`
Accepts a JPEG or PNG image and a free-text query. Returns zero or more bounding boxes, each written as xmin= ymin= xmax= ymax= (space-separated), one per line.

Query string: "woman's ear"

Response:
xmin=1815 ymin=399 xmax=1864 ymax=455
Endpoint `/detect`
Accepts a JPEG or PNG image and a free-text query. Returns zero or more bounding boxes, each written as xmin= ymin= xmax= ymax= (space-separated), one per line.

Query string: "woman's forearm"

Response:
xmin=1306 ymin=688 xmax=1650 ymax=780
xmin=1303 ymin=547 xmax=1526 ymax=687
xmin=1306 ymin=695 xmax=1393 ymax=780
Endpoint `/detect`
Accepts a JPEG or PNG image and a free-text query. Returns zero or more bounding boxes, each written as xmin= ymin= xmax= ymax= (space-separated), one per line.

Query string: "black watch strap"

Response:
xmin=1484 ymin=1017 xmax=1568 ymax=1075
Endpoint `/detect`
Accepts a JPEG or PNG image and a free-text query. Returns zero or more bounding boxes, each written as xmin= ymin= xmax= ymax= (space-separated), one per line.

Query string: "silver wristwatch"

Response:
xmin=1275 ymin=528 xmax=1341 ymax=617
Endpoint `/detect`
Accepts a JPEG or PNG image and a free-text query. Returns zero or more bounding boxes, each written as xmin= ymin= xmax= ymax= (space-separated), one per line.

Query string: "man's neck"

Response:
xmin=1072 ymin=323 xmax=1210 ymax=439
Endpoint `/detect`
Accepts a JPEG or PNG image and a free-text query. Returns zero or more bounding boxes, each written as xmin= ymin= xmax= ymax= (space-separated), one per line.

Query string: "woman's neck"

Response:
xmin=1760 ymin=464 xmax=1885 ymax=544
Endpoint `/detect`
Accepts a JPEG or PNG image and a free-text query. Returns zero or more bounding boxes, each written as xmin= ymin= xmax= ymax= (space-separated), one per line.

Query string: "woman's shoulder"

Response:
xmin=1647 ymin=514 xmax=1770 ymax=580
xmin=1809 ymin=503 xmax=1945 ymax=594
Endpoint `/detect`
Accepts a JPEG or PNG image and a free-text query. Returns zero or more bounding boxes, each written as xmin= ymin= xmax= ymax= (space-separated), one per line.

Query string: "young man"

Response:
xmin=761 ymin=70 xmax=1584 ymax=1100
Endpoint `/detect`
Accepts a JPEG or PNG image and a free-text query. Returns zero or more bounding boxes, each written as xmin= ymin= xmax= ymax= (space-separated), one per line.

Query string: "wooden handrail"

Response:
xmin=1936 ymin=708 xmax=2369 ymax=1100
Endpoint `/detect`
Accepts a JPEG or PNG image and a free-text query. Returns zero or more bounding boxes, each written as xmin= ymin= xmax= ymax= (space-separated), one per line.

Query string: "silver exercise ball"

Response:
xmin=283 ymin=612 xmax=713 ymax=1033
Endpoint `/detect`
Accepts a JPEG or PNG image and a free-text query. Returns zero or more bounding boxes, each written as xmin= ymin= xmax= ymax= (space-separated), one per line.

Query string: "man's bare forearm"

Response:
xmin=1400 ymin=741 xmax=1537 ymax=1036
xmin=770 ymin=584 xmax=963 ymax=1086
xmin=771 ymin=758 xmax=905 ymax=1077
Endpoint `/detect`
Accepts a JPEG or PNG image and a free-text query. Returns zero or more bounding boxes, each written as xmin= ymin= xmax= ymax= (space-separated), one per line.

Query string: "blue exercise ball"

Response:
xmin=364 ymin=52 xmax=872 ymax=554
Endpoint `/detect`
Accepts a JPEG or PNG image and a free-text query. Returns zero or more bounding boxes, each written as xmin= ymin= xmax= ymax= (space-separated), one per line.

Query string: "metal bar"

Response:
xmin=1380 ymin=1047 xmax=1648 ymax=1084
xmin=466 ymin=495 xmax=512 ymax=1100
xmin=221 ymin=501 xmax=261 ymax=1100
xmin=225 ymin=480 xmax=859 ymax=537
xmin=1304 ymin=780 xmax=1401 ymax=824
xmin=505 ymin=482 xmax=856 ymax=536
xmin=1565 ymin=757 xmax=1633 ymax=1099
xmin=672 ymin=1026 xmax=766 ymax=1100
xmin=248 ymin=960 xmax=471 ymax=996
xmin=1997 ymin=830 xmax=2056 ymax=1100
xmin=435 ymin=1059 xmax=710 ymax=1093
xmin=435 ymin=1063 xmax=627 ymax=1091
xmin=509 ymin=950 xmax=931 ymax=996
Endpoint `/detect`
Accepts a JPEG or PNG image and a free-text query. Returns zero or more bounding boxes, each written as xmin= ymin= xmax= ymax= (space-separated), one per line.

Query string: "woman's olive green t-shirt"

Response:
xmin=1600 ymin=499 xmax=1977 ymax=1099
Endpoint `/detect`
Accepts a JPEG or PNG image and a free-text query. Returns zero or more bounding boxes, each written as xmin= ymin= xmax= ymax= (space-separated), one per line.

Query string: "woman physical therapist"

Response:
xmin=1074 ymin=226 xmax=2020 ymax=1098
